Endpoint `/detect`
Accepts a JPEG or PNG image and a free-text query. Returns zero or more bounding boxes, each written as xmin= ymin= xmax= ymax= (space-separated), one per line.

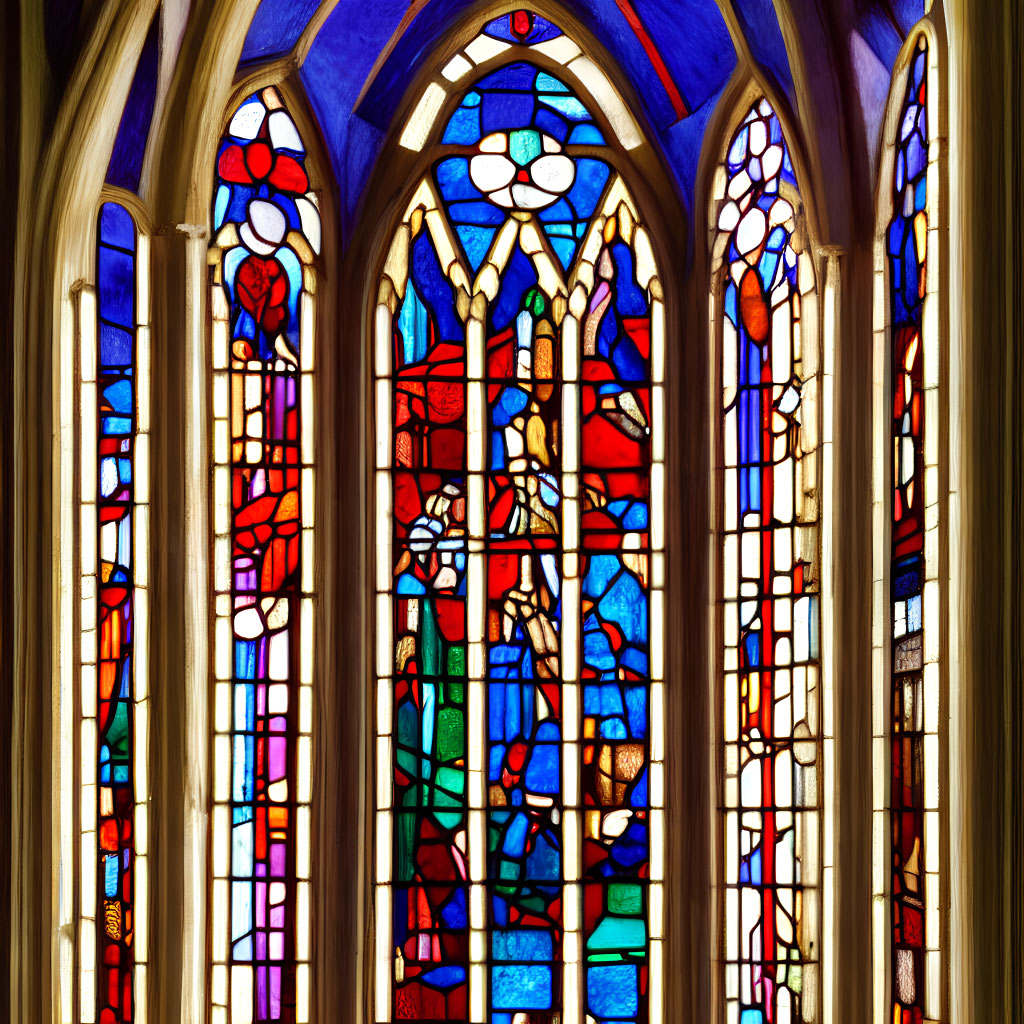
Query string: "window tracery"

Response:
xmin=713 ymin=97 xmax=821 ymax=1024
xmin=374 ymin=14 xmax=665 ymax=1022
xmin=208 ymin=86 xmax=320 ymax=1024
xmin=46 ymin=7 xmax=957 ymax=1024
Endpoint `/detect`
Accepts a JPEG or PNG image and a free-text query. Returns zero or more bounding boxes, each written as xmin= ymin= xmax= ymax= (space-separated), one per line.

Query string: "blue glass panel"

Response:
xmin=534 ymin=107 xmax=568 ymax=142
xmin=436 ymin=158 xmax=482 ymax=202
xmin=492 ymin=929 xmax=554 ymax=961
xmin=474 ymin=61 xmax=542 ymax=94
xmin=490 ymin=247 xmax=538 ymax=333
xmin=448 ymin=201 xmax=504 ymax=226
xmin=443 ymin=103 xmax=482 ymax=144
xmin=587 ymin=964 xmax=639 ymax=1016
xmin=549 ymin=237 xmax=577 ymax=269
xmin=100 ymin=325 xmax=133 ymax=367
xmin=569 ymin=123 xmax=606 ymax=145
xmin=539 ymin=94 xmax=591 ymax=120
xmin=104 ymin=380 xmax=133 ymax=414
xmin=98 ymin=247 xmax=135 ymax=328
xmin=454 ymin=221 xmax=497 ymax=268
xmin=491 ymin=964 xmax=553 ymax=1009
xmin=611 ymin=242 xmax=646 ymax=316
xmin=104 ymin=853 xmax=119 ymax=897
xmin=566 ymin=159 xmax=611 ymax=220
xmin=100 ymin=203 xmax=135 ymax=251
xmin=482 ymin=92 xmax=536 ymax=135
xmin=410 ymin=229 xmax=463 ymax=343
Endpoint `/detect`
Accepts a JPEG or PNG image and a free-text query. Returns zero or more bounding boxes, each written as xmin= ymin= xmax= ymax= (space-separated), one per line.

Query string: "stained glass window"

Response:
xmin=80 ymin=200 xmax=151 ymax=1023
xmin=374 ymin=12 xmax=665 ymax=1022
xmin=209 ymin=87 xmax=320 ymax=1023
xmin=714 ymin=99 xmax=821 ymax=1023
xmin=883 ymin=36 xmax=939 ymax=1024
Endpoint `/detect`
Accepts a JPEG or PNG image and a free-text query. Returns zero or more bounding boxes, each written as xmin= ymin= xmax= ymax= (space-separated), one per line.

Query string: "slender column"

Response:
xmin=649 ymin=295 xmax=666 ymax=1024
xmin=561 ymin=309 xmax=582 ymax=1024
xmin=466 ymin=313 xmax=487 ymax=1024
xmin=373 ymin=300 xmax=394 ymax=1023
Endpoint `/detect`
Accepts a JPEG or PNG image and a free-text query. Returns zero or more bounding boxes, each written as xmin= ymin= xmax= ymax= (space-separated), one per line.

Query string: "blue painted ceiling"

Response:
xmin=234 ymin=0 xmax=926 ymax=238
xmin=240 ymin=0 xmax=324 ymax=65
xmin=295 ymin=0 xmax=742 ymax=233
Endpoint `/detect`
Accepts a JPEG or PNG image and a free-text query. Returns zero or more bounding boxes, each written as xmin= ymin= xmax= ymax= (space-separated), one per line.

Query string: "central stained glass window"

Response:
xmin=373 ymin=12 xmax=665 ymax=1023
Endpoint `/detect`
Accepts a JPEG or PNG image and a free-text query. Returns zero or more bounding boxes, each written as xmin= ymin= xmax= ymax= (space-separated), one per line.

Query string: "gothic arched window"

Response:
xmin=872 ymin=29 xmax=944 ymax=1024
xmin=373 ymin=12 xmax=666 ymax=1023
xmin=78 ymin=197 xmax=151 ymax=1024
xmin=43 ymin=5 xmax=968 ymax=1024
xmin=711 ymin=97 xmax=821 ymax=1024
xmin=208 ymin=86 xmax=321 ymax=1024
xmin=78 ymin=196 xmax=152 ymax=1024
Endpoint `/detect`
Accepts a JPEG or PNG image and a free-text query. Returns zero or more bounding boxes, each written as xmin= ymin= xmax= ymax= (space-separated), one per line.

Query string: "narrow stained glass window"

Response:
xmin=886 ymin=37 xmax=937 ymax=1024
xmin=80 ymin=200 xmax=151 ymax=1023
xmin=374 ymin=12 xmax=665 ymax=1023
xmin=715 ymin=98 xmax=821 ymax=1024
xmin=209 ymin=87 xmax=320 ymax=1023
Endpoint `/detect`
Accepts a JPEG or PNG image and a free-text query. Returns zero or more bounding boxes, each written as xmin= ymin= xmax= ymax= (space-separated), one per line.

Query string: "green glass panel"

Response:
xmin=510 ymin=129 xmax=541 ymax=166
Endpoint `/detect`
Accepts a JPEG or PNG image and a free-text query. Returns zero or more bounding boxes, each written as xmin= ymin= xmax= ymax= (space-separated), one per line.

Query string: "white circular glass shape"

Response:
xmin=240 ymin=199 xmax=287 ymax=255
xmin=469 ymin=154 xmax=516 ymax=193
xmin=470 ymin=131 xmax=576 ymax=211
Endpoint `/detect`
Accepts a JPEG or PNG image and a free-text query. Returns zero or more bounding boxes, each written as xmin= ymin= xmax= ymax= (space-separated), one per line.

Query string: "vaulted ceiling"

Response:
xmin=46 ymin=0 xmax=927 ymax=232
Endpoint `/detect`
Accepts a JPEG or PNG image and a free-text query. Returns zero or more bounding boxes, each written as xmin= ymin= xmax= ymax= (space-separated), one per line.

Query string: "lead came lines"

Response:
xmin=210 ymin=86 xmax=319 ymax=1023
xmin=375 ymin=16 xmax=666 ymax=1021
xmin=717 ymin=99 xmax=821 ymax=1024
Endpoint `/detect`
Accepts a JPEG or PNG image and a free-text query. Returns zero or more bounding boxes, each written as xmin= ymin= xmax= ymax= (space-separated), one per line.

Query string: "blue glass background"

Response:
xmin=275 ymin=0 xmax=926 ymax=239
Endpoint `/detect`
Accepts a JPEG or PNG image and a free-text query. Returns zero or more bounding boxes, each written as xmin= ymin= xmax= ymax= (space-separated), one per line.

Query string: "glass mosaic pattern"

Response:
xmin=375 ymin=19 xmax=665 ymax=1021
xmin=887 ymin=38 xmax=935 ymax=1024
xmin=717 ymin=99 xmax=821 ymax=1024
xmin=80 ymin=201 xmax=152 ymax=1024
xmin=209 ymin=87 xmax=320 ymax=1023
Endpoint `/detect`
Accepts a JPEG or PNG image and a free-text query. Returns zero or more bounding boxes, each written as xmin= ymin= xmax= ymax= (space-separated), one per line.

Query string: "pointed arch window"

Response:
xmin=712 ymin=98 xmax=822 ymax=1024
xmin=208 ymin=87 xmax=321 ymax=1024
xmin=872 ymin=31 xmax=944 ymax=1024
xmin=78 ymin=198 xmax=152 ymax=1024
xmin=374 ymin=12 xmax=665 ymax=1023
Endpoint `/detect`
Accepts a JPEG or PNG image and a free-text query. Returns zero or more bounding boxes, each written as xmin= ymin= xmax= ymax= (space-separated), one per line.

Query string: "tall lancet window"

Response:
xmin=208 ymin=87 xmax=321 ymax=1023
xmin=79 ymin=199 xmax=152 ymax=1024
xmin=713 ymin=99 xmax=821 ymax=1024
xmin=873 ymin=33 xmax=942 ymax=1024
xmin=374 ymin=11 xmax=665 ymax=1024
